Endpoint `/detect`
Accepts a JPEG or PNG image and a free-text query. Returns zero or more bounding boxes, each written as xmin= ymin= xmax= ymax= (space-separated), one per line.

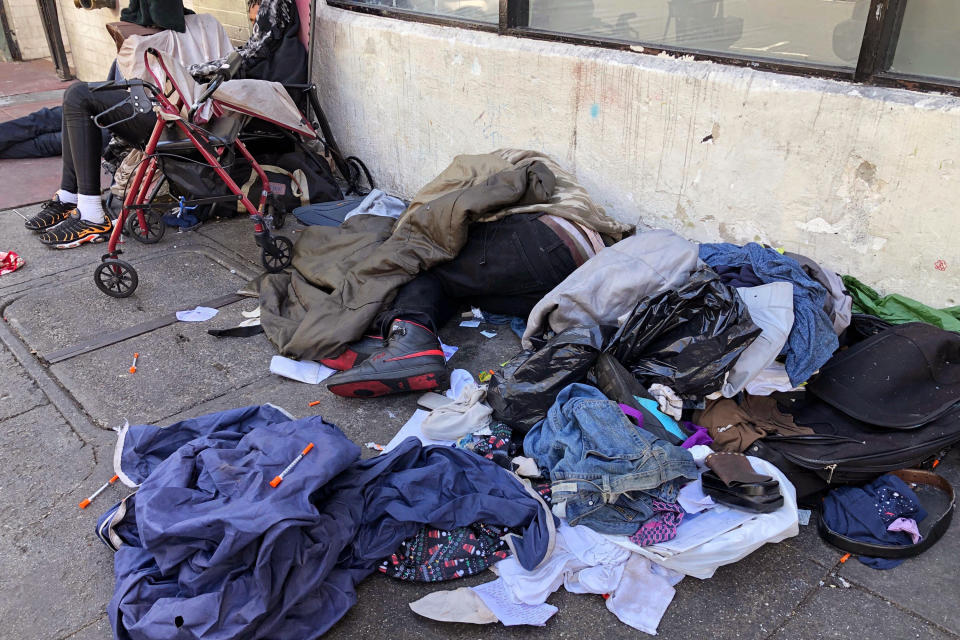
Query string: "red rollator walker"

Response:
xmin=91 ymin=47 xmax=332 ymax=297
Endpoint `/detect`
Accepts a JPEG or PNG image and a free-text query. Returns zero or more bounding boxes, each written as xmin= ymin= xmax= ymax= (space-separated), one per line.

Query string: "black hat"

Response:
xmin=808 ymin=322 xmax=960 ymax=428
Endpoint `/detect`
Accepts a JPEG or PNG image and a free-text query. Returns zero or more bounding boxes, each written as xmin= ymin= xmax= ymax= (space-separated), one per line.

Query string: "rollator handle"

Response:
xmin=189 ymin=51 xmax=243 ymax=121
xmin=90 ymin=80 xmax=122 ymax=92
xmin=217 ymin=50 xmax=243 ymax=81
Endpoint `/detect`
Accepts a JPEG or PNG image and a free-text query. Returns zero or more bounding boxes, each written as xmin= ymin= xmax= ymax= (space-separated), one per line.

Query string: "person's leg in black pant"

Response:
xmin=326 ymin=214 xmax=578 ymax=398
xmin=28 ymin=83 xmax=154 ymax=248
xmin=376 ymin=214 xmax=576 ymax=332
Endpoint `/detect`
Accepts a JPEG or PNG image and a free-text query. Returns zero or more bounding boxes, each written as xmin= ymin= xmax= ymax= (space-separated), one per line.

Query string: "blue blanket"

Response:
xmin=106 ymin=406 xmax=553 ymax=640
xmin=699 ymin=242 xmax=838 ymax=384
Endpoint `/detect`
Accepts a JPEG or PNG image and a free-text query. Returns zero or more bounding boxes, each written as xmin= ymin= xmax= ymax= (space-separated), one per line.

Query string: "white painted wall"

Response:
xmin=312 ymin=3 xmax=960 ymax=308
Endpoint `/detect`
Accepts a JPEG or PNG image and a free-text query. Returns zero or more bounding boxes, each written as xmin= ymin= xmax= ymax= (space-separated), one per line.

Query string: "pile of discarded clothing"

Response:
xmin=94 ymin=149 xmax=960 ymax=639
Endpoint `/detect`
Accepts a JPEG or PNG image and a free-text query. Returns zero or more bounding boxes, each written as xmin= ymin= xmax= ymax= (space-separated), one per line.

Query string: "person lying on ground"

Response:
xmin=321 ymin=212 xmax=603 ymax=398
xmin=0 ymin=106 xmax=64 ymax=159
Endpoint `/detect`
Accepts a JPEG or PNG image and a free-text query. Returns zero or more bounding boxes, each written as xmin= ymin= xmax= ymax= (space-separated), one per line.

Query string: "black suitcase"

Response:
xmin=750 ymin=395 xmax=960 ymax=502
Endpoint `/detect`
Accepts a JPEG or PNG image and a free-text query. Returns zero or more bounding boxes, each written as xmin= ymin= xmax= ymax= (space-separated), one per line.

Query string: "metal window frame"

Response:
xmin=327 ymin=0 xmax=960 ymax=96
xmin=0 ymin=0 xmax=22 ymax=61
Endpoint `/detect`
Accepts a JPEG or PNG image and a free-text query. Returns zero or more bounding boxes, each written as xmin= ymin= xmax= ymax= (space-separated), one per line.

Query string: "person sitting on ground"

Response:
xmin=322 ymin=212 xmax=604 ymax=398
xmin=22 ymin=0 xmax=300 ymax=249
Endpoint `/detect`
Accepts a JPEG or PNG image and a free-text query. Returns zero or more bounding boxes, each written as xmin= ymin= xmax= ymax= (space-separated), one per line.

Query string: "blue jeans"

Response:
xmin=0 ymin=106 xmax=62 ymax=158
xmin=524 ymin=383 xmax=697 ymax=534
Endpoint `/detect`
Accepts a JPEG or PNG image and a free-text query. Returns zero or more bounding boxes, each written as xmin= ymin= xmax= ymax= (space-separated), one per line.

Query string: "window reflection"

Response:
xmin=363 ymin=0 xmax=499 ymax=22
xmin=529 ymin=0 xmax=868 ymax=68
xmin=890 ymin=0 xmax=960 ymax=81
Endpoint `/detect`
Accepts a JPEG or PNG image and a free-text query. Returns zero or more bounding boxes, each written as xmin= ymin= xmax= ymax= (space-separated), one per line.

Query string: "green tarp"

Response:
xmin=842 ymin=275 xmax=960 ymax=333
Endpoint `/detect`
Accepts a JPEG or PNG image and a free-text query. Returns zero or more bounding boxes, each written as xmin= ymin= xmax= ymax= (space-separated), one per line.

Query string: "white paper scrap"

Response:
xmin=269 ymin=355 xmax=336 ymax=385
xmin=649 ymin=505 xmax=753 ymax=555
xmin=176 ymin=306 xmax=219 ymax=322
xmin=797 ymin=509 xmax=812 ymax=526
xmin=459 ymin=320 xmax=481 ymax=328
xmin=440 ymin=342 xmax=459 ymax=361
xmin=471 ymin=579 xmax=557 ymax=627
xmin=677 ymin=477 xmax=715 ymax=514
xmin=480 ymin=330 xmax=497 ymax=339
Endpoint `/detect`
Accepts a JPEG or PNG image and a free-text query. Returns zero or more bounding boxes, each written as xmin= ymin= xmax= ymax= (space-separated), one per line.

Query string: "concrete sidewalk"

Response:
xmin=0 ymin=59 xmax=74 ymax=209
xmin=0 ymin=202 xmax=958 ymax=640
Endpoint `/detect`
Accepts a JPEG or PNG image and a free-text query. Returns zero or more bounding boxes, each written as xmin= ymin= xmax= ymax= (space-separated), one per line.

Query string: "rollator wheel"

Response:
xmin=94 ymin=259 xmax=139 ymax=298
xmin=125 ymin=208 xmax=166 ymax=244
xmin=261 ymin=235 xmax=294 ymax=273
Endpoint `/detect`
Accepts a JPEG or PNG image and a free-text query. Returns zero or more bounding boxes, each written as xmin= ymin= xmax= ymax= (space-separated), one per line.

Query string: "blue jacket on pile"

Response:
xmin=699 ymin=242 xmax=838 ymax=385
xmin=104 ymin=405 xmax=554 ymax=640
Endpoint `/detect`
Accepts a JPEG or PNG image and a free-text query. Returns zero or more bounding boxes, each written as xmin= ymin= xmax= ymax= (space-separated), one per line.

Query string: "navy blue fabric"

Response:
xmin=0 ymin=106 xmax=62 ymax=158
xmin=524 ymin=383 xmax=697 ymax=534
xmin=699 ymin=242 xmax=839 ymax=385
xmin=106 ymin=406 xmax=552 ymax=640
xmin=293 ymin=200 xmax=363 ymax=226
xmin=116 ymin=404 xmax=291 ymax=485
xmin=821 ymin=474 xmax=927 ymax=570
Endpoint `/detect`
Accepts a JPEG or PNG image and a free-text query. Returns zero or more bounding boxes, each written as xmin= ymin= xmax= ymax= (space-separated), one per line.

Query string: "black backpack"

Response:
xmin=238 ymin=150 xmax=343 ymax=217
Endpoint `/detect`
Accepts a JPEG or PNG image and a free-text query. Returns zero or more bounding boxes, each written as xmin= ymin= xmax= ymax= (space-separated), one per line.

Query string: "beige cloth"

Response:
xmin=421 ymin=382 xmax=493 ymax=440
xmin=117 ymin=13 xmax=233 ymax=108
xmin=399 ymin=149 xmax=633 ymax=241
xmin=409 ymin=588 xmax=498 ymax=625
xmin=118 ymin=15 xmax=312 ymax=137
xmin=213 ymin=80 xmax=315 ymax=137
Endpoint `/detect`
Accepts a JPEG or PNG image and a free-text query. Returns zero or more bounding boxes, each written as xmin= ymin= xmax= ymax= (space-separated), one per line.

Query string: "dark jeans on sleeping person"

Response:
xmin=0 ymin=106 xmax=63 ymax=158
xmin=376 ymin=213 xmax=577 ymax=335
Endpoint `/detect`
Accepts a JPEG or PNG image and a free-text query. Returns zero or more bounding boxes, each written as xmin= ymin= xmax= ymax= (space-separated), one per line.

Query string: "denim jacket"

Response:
xmin=524 ymin=383 xmax=697 ymax=534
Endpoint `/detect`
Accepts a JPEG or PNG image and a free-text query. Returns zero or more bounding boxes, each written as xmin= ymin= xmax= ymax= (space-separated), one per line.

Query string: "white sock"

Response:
xmin=77 ymin=194 xmax=105 ymax=223
xmin=56 ymin=189 xmax=78 ymax=204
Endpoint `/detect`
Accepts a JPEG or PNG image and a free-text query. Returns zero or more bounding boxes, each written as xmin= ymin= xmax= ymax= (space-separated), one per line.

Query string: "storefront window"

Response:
xmin=528 ymin=0 xmax=869 ymax=68
xmin=889 ymin=0 xmax=960 ymax=81
xmin=356 ymin=0 xmax=498 ymax=22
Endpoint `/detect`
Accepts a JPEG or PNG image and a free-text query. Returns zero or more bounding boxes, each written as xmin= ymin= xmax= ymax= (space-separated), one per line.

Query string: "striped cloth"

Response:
xmin=537 ymin=214 xmax=606 ymax=267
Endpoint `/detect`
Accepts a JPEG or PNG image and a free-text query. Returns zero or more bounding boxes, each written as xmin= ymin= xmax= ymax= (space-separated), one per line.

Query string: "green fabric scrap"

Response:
xmin=842 ymin=275 xmax=960 ymax=332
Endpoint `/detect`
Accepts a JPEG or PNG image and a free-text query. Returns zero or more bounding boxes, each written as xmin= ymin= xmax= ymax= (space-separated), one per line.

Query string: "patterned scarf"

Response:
xmin=187 ymin=0 xmax=296 ymax=80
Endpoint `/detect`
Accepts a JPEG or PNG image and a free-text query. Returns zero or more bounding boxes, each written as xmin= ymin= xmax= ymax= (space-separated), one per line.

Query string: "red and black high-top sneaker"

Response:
xmin=326 ymin=319 xmax=448 ymax=398
xmin=320 ymin=334 xmax=385 ymax=371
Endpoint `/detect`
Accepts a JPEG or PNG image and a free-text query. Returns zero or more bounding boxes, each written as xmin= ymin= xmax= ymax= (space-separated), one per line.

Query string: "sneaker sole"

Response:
xmin=328 ymin=372 xmax=442 ymax=398
xmin=48 ymin=233 xmax=110 ymax=249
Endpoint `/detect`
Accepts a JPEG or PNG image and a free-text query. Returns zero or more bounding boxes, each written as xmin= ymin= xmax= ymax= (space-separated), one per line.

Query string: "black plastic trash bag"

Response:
xmin=605 ymin=269 xmax=761 ymax=398
xmin=487 ymin=325 xmax=608 ymax=433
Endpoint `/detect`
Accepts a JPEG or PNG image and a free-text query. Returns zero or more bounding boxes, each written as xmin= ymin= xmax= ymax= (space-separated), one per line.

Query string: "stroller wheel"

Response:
xmin=95 ymin=259 xmax=139 ymax=298
xmin=125 ymin=209 xmax=166 ymax=244
xmin=261 ymin=235 xmax=294 ymax=273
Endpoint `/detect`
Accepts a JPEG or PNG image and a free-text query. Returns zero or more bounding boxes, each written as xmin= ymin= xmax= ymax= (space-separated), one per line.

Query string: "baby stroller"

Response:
xmin=90 ymin=47 xmax=339 ymax=298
